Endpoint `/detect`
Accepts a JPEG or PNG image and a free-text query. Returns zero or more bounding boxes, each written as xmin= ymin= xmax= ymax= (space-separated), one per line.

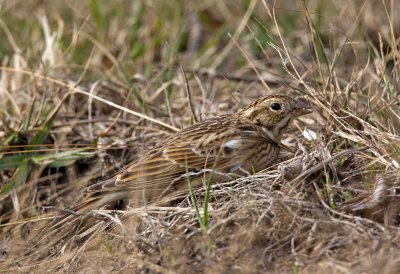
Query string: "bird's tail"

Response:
xmin=14 ymin=176 xmax=139 ymax=266
xmin=14 ymin=194 xmax=115 ymax=265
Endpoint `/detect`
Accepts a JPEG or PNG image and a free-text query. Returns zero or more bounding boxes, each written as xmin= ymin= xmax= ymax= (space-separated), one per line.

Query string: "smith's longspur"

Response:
xmin=21 ymin=94 xmax=312 ymax=260
xmin=74 ymin=94 xmax=312 ymax=212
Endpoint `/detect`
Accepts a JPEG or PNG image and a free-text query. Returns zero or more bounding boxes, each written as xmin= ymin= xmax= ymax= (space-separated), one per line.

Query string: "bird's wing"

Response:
xmin=84 ymin=117 xmax=268 ymax=198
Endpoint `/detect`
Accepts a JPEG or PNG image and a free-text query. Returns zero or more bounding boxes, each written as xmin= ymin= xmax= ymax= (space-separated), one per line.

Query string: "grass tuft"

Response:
xmin=0 ymin=1 xmax=400 ymax=273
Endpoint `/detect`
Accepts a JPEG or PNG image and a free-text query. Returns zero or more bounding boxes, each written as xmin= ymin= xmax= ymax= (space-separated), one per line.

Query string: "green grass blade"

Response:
xmin=0 ymin=155 xmax=26 ymax=170
xmin=32 ymin=149 xmax=94 ymax=167
xmin=0 ymin=159 xmax=32 ymax=199
xmin=0 ymin=114 xmax=56 ymax=199
xmin=186 ymin=159 xmax=206 ymax=231
xmin=28 ymin=116 xmax=55 ymax=151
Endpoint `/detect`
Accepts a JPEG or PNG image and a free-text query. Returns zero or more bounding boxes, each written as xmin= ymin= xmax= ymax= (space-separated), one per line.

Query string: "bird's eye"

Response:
xmin=270 ymin=103 xmax=281 ymax=111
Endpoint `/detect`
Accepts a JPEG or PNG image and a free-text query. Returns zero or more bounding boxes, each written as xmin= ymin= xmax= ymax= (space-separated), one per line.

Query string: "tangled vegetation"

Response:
xmin=0 ymin=1 xmax=399 ymax=273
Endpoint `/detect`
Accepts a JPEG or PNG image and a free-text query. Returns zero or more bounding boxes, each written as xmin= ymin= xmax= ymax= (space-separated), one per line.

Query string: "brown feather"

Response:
xmin=79 ymin=95 xmax=312 ymax=210
xmin=22 ymin=94 xmax=312 ymax=261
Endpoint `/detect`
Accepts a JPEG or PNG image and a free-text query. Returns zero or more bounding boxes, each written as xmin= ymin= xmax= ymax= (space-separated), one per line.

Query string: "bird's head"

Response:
xmin=238 ymin=95 xmax=312 ymax=141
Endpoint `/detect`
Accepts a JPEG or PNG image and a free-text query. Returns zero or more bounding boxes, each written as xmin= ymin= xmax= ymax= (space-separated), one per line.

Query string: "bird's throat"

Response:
xmin=262 ymin=116 xmax=292 ymax=143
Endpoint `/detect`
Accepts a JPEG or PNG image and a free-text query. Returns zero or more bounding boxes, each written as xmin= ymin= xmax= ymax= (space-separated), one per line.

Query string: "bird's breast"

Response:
xmin=221 ymin=137 xmax=280 ymax=174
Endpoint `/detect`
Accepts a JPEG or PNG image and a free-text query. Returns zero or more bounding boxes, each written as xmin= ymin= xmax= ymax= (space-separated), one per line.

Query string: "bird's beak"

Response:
xmin=291 ymin=98 xmax=312 ymax=116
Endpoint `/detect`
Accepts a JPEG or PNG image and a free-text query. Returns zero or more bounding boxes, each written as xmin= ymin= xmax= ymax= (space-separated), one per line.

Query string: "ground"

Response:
xmin=0 ymin=1 xmax=400 ymax=273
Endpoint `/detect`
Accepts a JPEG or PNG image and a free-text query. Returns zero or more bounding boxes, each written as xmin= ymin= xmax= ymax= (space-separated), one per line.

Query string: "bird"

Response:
xmin=20 ymin=94 xmax=312 ymax=261
xmin=74 ymin=94 xmax=312 ymax=212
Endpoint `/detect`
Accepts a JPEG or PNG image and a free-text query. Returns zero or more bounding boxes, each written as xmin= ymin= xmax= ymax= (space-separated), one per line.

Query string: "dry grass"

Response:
xmin=0 ymin=0 xmax=400 ymax=273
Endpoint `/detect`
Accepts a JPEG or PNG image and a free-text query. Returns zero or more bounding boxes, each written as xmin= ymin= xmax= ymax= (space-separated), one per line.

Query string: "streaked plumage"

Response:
xmin=22 ymin=94 xmax=311 ymax=261
xmin=77 ymin=95 xmax=312 ymax=211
